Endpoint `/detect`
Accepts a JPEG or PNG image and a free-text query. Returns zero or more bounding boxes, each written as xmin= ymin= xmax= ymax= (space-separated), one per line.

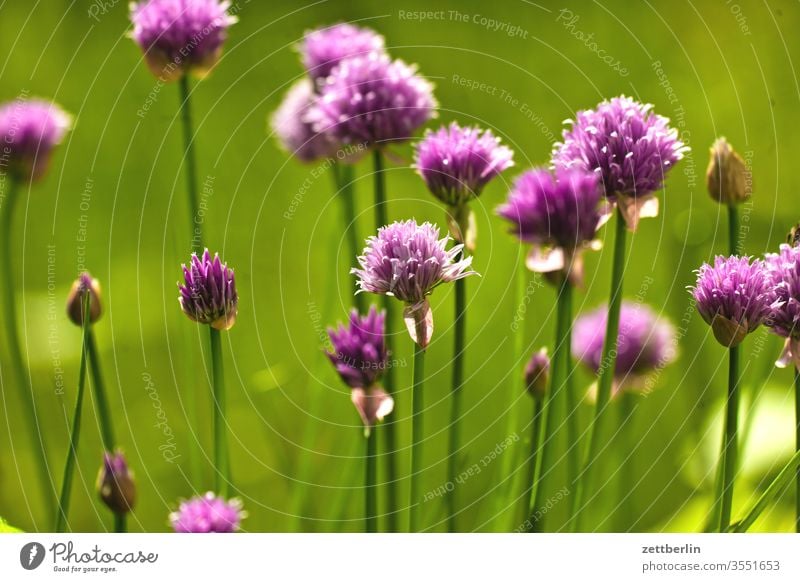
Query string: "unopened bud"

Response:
xmin=524 ymin=348 xmax=550 ymax=400
xmin=97 ymin=451 xmax=136 ymax=515
xmin=706 ymin=137 xmax=750 ymax=205
xmin=787 ymin=223 xmax=800 ymax=247
xmin=66 ymin=272 xmax=102 ymax=326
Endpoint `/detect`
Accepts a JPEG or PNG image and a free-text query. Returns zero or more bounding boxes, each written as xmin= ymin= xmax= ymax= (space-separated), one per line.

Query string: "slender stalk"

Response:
xmin=55 ymin=296 xmax=90 ymax=532
xmin=446 ymin=272 xmax=467 ymax=531
xmin=208 ymin=327 xmax=230 ymax=497
xmin=365 ymin=429 xmax=377 ymax=533
xmin=795 ymin=368 xmax=800 ymax=533
xmin=373 ymin=149 xmax=398 ymax=531
xmin=86 ymin=328 xmax=126 ymax=533
xmin=1 ymin=178 xmax=54 ymax=515
xmin=718 ymin=345 xmax=740 ymax=531
xmin=728 ymin=203 xmax=740 ymax=255
xmin=732 ymin=448 xmax=800 ymax=532
xmin=409 ymin=341 xmax=425 ymax=532
xmin=530 ymin=279 xmax=572 ymax=532
xmin=571 ymin=209 xmax=627 ymax=531
xmin=178 ymin=74 xmax=202 ymax=253
xmin=519 ymin=397 xmax=544 ymax=527
xmin=335 ymin=163 xmax=365 ymax=313
xmin=564 ymin=282 xmax=579 ymax=493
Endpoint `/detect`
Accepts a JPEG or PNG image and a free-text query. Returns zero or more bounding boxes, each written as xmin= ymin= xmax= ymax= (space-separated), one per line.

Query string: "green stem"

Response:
xmin=520 ymin=397 xmax=544 ymax=528
xmin=86 ymin=328 xmax=115 ymax=450
xmin=571 ymin=208 xmax=627 ymax=532
xmin=209 ymin=327 xmax=230 ymax=497
xmin=365 ymin=428 xmax=377 ymax=533
xmin=409 ymin=341 xmax=425 ymax=532
xmin=728 ymin=203 xmax=740 ymax=255
xmin=86 ymin=327 xmax=127 ymax=533
xmin=530 ymin=279 xmax=572 ymax=532
xmin=732 ymin=448 xmax=800 ymax=532
xmin=373 ymin=149 xmax=398 ymax=531
xmin=564 ymin=283 xmax=579 ymax=496
xmin=446 ymin=272 xmax=467 ymax=531
xmin=796 ymin=368 xmax=800 ymax=533
xmin=718 ymin=345 xmax=740 ymax=531
xmin=55 ymin=296 xmax=91 ymax=532
xmin=335 ymin=163 xmax=365 ymax=313
xmin=1 ymin=178 xmax=54 ymax=516
xmin=178 ymin=74 xmax=202 ymax=253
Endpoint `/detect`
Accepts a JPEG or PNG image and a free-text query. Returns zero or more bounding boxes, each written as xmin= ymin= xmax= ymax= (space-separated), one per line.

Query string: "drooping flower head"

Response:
xmin=0 ymin=99 xmax=71 ymax=182
xmin=308 ymin=53 xmax=436 ymax=151
xmin=573 ymin=302 xmax=677 ymax=395
xmin=178 ymin=249 xmax=238 ymax=330
xmin=691 ymin=255 xmax=776 ymax=347
xmin=130 ymin=0 xmax=237 ymax=81
xmin=706 ymin=137 xmax=751 ymax=206
xmin=552 ymin=95 xmax=687 ymax=230
xmin=299 ymin=22 xmax=386 ymax=83
xmin=524 ymin=348 xmax=550 ymax=400
xmin=352 ymin=220 xmax=476 ymax=346
xmin=415 ymin=122 xmax=514 ymax=250
xmin=496 ymin=167 xmax=604 ymax=285
xmin=764 ymin=244 xmax=800 ymax=368
xmin=66 ymin=272 xmax=103 ymax=327
xmin=96 ymin=451 xmax=136 ymax=516
xmin=270 ymin=78 xmax=337 ymax=163
xmin=170 ymin=492 xmax=245 ymax=533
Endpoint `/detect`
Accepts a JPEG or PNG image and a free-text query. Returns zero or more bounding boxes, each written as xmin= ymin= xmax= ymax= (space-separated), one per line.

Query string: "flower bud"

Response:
xmin=97 ymin=451 xmax=136 ymax=515
xmin=787 ymin=223 xmax=800 ymax=247
xmin=524 ymin=348 xmax=550 ymax=400
xmin=66 ymin=273 xmax=102 ymax=326
xmin=706 ymin=137 xmax=750 ymax=205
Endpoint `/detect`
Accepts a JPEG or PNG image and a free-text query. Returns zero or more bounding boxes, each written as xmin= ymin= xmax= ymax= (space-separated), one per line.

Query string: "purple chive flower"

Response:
xmin=96 ymin=451 xmax=136 ymax=515
xmin=270 ymin=79 xmax=337 ymax=163
xmin=66 ymin=272 xmax=103 ymax=327
xmin=308 ymin=53 xmax=437 ymax=150
xmin=691 ymin=255 xmax=776 ymax=348
xmin=326 ymin=306 xmax=388 ymax=389
xmin=524 ymin=348 xmax=550 ymax=400
xmin=130 ymin=0 xmax=237 ymax=81
xmin=764 ymin=244 xmax=800 ymax=368
xmin=573 ymin=302 xmax=677 ymax=395
xmin=170 ymin=492 xmax=245 ymax=533
xmin=0 ymin=99 xmax=71 ymax=182
xmin=552 ymin=95 xmax=687 ymax=230
xmin=326 ymin=307 xmax=394 ymax=427
xmin=414 ymin=122 xmax=514 ymax=207
xmin=178 ymin=249 xmax=238 ymax=330
xmin=299 ymin=22 xmax=386 ymax=83
xmin=415 ymin=122 xmax=514 ymax=251
xmin=352 ymin=220 xmax=476 ymax=347
xmin=496 ymin=167 xmax=605 ymax=285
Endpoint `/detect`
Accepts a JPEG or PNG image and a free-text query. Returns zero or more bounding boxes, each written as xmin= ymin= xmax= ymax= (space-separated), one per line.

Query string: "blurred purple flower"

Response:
xmin=691 ymin=255 xmax=776 ymax=348
xmin=552 ymin=95 xmax=687 ymax=230
xmin=0 ymin=99 xmax=71 ymax=182
xmin=496 ymin=167 xmax=605 ymax=285
xmin=299 ymin=22 xmax=385 ymax=83
xmin=308 ymin=53 xmax=436 ymax=150
xmin=178 ymin=249 xmax=238 ymax=330
xmin=352 ymin=220 xmax=475 ymax=346
xmin=573 ymin=302 xmax=676 ymax=395
xmin=270 ymin=78 xmax=336 ymax=163
xmin=170 ymin=492 xmax=244 ymax=533
xmin=130 ymin=0 xmax=237 ymax=81
xmin=764 ymin=244 xmax=800 ymax=369
xmin=524 ymin=348 xmax=550 ymax=400
xmin=414 ymin=121 xmax=514 ymax=207
xmin=326 ymin=306 xmax=387 ymax=389
xmin=96 ymin=451 xmax=136 ymax=515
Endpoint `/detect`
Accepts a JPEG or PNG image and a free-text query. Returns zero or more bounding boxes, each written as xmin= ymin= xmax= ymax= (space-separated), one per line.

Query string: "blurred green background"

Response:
xmin=0 ymin=0 xmax=798 ymax=532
